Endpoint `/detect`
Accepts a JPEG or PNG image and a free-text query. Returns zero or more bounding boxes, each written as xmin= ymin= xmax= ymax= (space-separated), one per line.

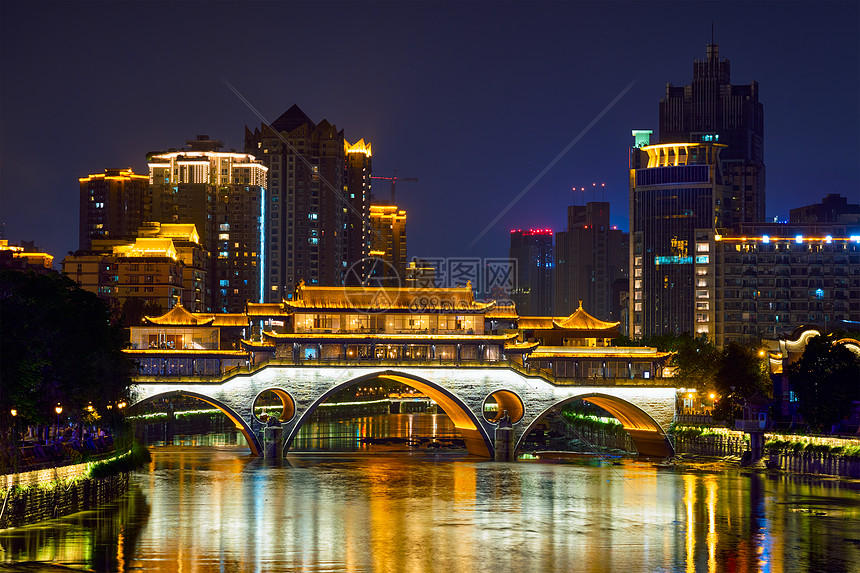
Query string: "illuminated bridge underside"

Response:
xmin=130 ymin=367 xmax=676 ymax=459
xmin=132 ymin=389 xmax=261 ymax=456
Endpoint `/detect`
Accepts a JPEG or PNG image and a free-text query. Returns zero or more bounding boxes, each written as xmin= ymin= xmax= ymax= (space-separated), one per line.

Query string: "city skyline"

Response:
xmin=1 ymin=2 xmax=858 ymax=265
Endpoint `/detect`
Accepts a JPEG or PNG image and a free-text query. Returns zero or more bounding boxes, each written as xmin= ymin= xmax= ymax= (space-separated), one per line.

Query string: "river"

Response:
xmin=1 ymin=414 xmax=859 ymax=572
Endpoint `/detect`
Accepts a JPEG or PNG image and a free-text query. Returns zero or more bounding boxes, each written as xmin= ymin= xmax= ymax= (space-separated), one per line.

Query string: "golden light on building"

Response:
xmin=641 ymin=142 xmax=727 ymax=168
xmin=78 ymin=167 xmax=149 ymax=184
xmin=344 ymin=138 xmax=372 ymax=157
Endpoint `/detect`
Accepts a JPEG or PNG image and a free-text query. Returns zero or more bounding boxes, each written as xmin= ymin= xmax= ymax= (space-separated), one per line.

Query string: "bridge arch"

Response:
xmin=129 ymin=390 xmax=262 ymax=456
xmin=283 ymin=370 xmax=493 ymax=457
xmin=515 ymin=393 xmax=673 ymax=458
xmin=252 ymin=388 xmax=296 ymax=423
xmin=482 ymin=389 xmax=525 ymax=423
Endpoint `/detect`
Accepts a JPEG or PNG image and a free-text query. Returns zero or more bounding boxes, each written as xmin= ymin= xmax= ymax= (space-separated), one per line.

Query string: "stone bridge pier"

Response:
xmin=131 ymin=366 xmax=677 ymax=459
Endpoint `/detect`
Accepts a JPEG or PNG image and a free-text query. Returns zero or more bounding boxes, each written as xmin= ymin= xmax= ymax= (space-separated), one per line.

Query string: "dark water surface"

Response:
xmin=2 ymin=415 xmax=859 ymax=572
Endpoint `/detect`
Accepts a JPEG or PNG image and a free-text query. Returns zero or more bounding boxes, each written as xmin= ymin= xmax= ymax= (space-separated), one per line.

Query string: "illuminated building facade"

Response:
xmin=714 ymin=223 xmax=860 ymax=346
xmin=64 ymin=237 xmax=182 ymax=312
xmin=517 ymin=304 xmax=670 ymax=379
xmin=245 ymin=105 xmax=370 ymax=299
xmin=510 ymin=229 xmax=553 ymax=316
xmin=629 ymin=141 xmax=731 ymax=339
xmin=659 ymin=44 xmax=765 ymax=224
xmin=368 ymin=204 xmax=407 ymax=285
xmin=344 ymin=139 xmax=372 ymax=284
xmin=128 ymin=284 xmax=671 ymax=384
xmin=63 ymin=223 xmax=208 ymax=313
xmin=135 ymin=223 xmax=208 ymax=311
xmin=0 ymin=240 xmax=55 ymax=273
xmin=406 ymin=260 xmax=437 ymax=288
xmin=149 ymin=135 xmax=267 ymax=313
xmin=554 ymin=202 xmax=628 ymax=321
xmin=79 ymin=168 xmax=150 ymax=250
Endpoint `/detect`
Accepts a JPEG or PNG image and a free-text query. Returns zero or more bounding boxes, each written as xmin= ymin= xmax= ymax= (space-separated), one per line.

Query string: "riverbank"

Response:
xmin=672 ymin=425 xmax=860 ymax=479
xmin=0 ymin=444 xmax=150 ymax=529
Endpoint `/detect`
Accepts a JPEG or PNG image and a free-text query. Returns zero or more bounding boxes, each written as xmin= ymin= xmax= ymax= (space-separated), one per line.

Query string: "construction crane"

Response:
xmin=370 ymin=170 xmax=417 ymax=205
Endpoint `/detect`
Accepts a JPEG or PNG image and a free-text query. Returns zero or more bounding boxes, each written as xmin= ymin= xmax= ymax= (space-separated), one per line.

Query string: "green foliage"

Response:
xmin=0 ymin=270 xmax=136 ymax=428
xmin=88 ymin=441 xmax=151 ymax=479
xmin=559 ymin=402 xmax=625 ymax=435
xmin=787 ymin=335 xmax=860 ymax=430
xmin=669 ymin=424 xmax=739 ymax=439
xmin=646 ymin=333 xmax=720 ymax=392
xmin=611 ymin=334 xmax=644 ymax=347
xmin=671 ymin=425 xmax=706 ymax=438
xmin=712 ymin=342 xmax=770 ymax=423
xmin=119 ymin=297 xmax=163 ymax=327
xmin=764 ymin=436 xmax=860 ymax=458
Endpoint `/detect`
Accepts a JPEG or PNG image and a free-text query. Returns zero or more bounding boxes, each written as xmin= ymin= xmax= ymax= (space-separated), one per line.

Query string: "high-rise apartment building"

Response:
xmin=659 ymin=44 xmax=765 ymax=224
xmin=368 ymin=204 xmax=407 ymax=285
xmin=63 ymin=223 xmax=208 ymax=315
xmin=713 ymin=221 xmax=860 ymax=346
xmin=510 ymin=229 xmax=553 ymax=316
xmin=148 ymin=135 xmax=267 ymax=313
xmin=344 ymin=139 xmax=372 ymax=283
xmin=245 ymin=105 xmax=370 ymax=300
xmin=554 ymin=202 xmax=628 ymax=321
xmin=136 ymin=222 xmax=208 ymax=311
xmin=629 ymin=141 xmax=731 ymax=339
xmin=79 ymin=168 xmax=150 ymax=250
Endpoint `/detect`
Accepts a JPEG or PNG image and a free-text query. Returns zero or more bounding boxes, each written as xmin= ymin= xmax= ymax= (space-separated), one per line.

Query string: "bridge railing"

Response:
xmin=133 ymin=355 xmax=677 ymax=390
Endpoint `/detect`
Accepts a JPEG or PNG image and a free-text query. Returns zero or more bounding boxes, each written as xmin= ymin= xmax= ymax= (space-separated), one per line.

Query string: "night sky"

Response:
xmin=2 ymin=1 xmax=858 ymax=265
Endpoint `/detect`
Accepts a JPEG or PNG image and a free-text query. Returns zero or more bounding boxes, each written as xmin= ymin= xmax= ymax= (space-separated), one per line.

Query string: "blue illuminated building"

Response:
xmin=628 ymin=137 xmax=731 ymax=339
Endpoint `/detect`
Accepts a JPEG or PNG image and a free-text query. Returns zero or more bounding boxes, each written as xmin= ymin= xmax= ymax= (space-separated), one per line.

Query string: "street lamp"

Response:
xmin=55 ymin=404 xmax=63 ymax=441
xmin=10 ymin=408 xmax=17 ymax=445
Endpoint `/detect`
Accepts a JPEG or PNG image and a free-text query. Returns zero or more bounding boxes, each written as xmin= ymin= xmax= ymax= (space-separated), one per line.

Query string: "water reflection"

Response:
xmin=290 ymin=413 xmax=460 ymax=452
xmin=0 ymin=485 xmax=149 ymax=571
xmin=2 ymin=419 xmax=859 ymax=572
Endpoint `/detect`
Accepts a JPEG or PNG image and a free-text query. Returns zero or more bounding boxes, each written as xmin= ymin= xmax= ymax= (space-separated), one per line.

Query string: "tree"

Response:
xmin=712 ymin=341 xmax=771 ymax=423
xmin=0 ymin=270 xmax=135 ymax=435
xmin=787 ymin=335 xmax=860 ymax=430
xmin=647 ymin=333 xmax=720 ymax=392
xmin=120 ymin=297 xmax=163 ymax=327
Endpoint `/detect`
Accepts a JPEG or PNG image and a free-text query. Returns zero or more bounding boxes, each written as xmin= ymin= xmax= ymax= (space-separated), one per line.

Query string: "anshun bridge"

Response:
xmin=126 ymin=283 xmax=676 ymax=459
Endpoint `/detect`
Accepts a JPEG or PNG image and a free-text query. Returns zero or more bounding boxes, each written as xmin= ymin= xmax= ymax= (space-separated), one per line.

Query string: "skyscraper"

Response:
xmin=368 ymin=204 xmax=407 ymax=285
xmin=149 ymin=135 xmax=267 ymax=312
xmin=344 ymin=139 xmax=372 ymax=284
xmin=509 ymin=229 xmax=553 ymax=316
xmin=554 ymin=202 xmax=627 ymax=321
xmin=659 ymin=44 xmax=765 ymax=224
xmin=629 ymin=140 xmax=731 ymax=339
xmin=79 ymin=168 xmax=150 ymax=250
xmin=245 ymin=105 xmax=370 ymax=300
